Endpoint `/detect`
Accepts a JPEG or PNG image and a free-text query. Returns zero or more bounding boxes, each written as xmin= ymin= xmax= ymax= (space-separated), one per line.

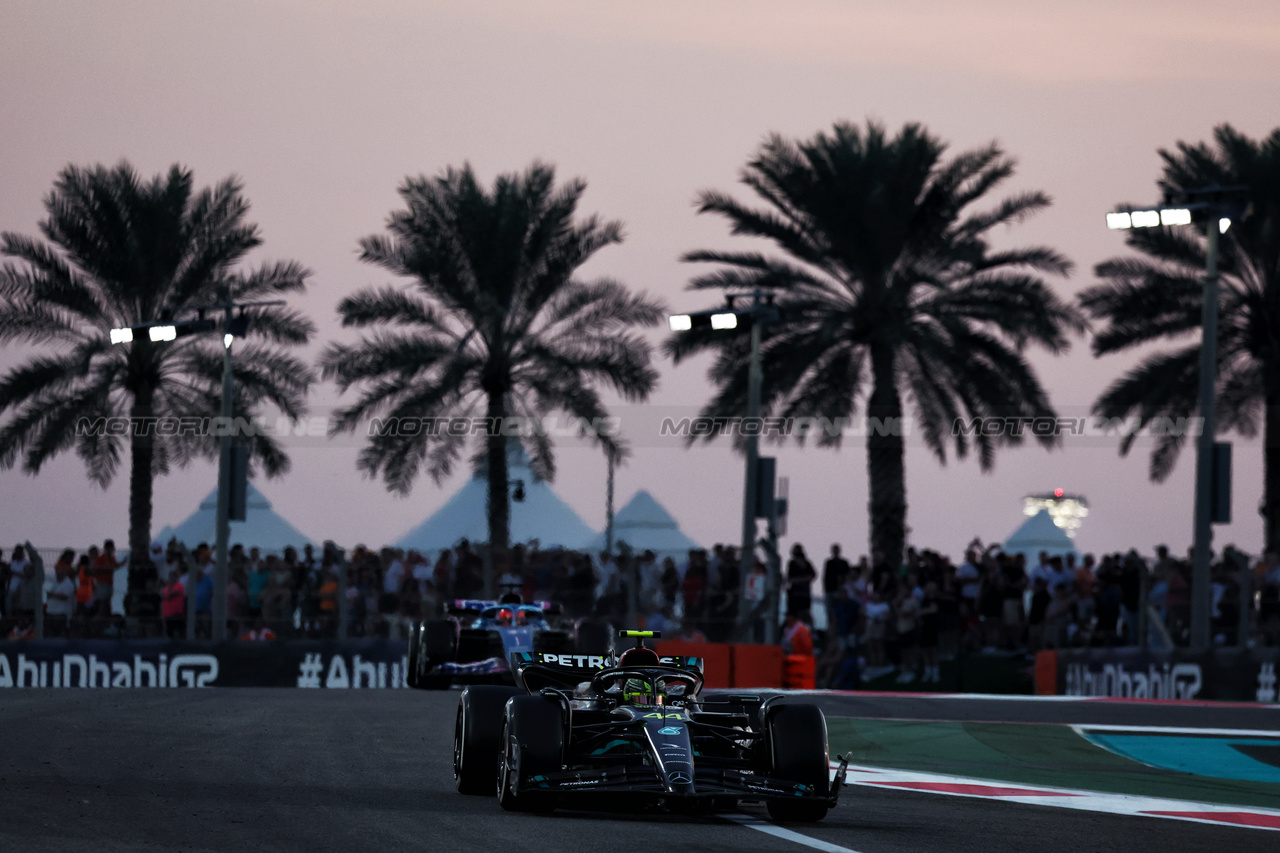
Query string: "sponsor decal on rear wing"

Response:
xmin=510 ymin=651 xmax=704 ymax=672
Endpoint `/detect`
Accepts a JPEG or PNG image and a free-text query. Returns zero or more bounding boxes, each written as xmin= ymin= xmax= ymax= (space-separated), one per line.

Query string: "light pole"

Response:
xmin=669 ymin=290 xmax=779 ymax=640
xmin=112 ymin=298 xmax=282 ymax=641
xmin=1106 ymin=187 xmax=1247 ymax=649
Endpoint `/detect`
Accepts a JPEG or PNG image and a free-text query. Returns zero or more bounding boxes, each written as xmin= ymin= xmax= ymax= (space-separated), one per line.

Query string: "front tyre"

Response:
xmin=497 ymin=695 xmax=563 ymax=813
xmin=454 ymin=686 xmax=521 ymax=795
xmin=766 ymin=703 xmax=830 ymax=822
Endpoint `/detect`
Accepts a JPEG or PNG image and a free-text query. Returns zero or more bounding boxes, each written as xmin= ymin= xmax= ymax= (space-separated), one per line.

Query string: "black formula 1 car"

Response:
xmin=451 ymin=631 xmax=847 ymax=821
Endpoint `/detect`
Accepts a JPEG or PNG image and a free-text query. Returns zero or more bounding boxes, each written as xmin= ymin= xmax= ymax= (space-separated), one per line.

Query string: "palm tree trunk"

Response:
xmin=128 ymin=384 xmax=154 ymax=563
xmin=1265 ymin=392 xmax=1280 ymax=555
xmin=866 ymin=344 xmax=906 ymax=570
xmin=485 ymin=390 xmax=510 ymax=572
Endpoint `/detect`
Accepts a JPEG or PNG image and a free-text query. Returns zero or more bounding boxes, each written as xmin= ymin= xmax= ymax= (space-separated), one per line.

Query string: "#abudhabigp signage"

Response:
xmin=1055 ymin=648 xmax=1280 ymax=704
xmin=0 ymin=640 xmax=413 ymax=689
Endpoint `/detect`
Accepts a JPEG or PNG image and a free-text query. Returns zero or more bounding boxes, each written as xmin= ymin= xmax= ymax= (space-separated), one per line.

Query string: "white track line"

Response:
xmin=1071 ymin=724 xmax=1280 ymax=738
xmin=833 ymin=763 xmax=1280 ymax=831
xmin=719 ymin=813 xmax=865 ymax=853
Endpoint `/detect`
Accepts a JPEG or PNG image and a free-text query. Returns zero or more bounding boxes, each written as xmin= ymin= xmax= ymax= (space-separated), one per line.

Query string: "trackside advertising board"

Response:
xmin=1048 ymin=647 xmax=1280 ymax=703
xmin=0 ymin=640 xmax=411 ymax=689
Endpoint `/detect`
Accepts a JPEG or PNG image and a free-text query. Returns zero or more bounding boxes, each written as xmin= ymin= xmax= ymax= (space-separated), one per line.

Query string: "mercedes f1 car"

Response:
xmin=406 ymin=598 xmax=612 ymax=689
xmin=451 ymin=631 xmax=847 ymax=821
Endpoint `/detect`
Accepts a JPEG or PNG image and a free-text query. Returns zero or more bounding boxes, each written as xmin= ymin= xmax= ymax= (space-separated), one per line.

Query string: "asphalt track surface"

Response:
xmin=2 ymin=689 xmax=1276 ymax=853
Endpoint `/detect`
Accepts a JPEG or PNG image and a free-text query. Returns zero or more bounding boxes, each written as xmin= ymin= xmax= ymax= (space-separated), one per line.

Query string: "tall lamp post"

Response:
xmin=112 ymin=297 xmax=283 ymax=641
xmin=1106 ymin=187 xmax=1248 ymax=650
xmin=669 ymin=290 xmax=779 ymax=640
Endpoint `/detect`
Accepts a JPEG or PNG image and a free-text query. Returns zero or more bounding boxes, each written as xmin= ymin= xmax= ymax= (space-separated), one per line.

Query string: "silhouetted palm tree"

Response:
xmin=1080 ymin=124 xmax=1280 ymax=552
xmin=0 ymin=162 xmax=315 ymax=559
xmin=322 ymin=162 xmax=663 ymax=554
xmin=667 ymin=121 xmax=1081 ymax=566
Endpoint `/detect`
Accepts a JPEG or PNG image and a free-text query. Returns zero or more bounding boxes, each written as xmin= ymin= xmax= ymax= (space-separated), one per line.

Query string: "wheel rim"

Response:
xmin=498 ymin=719 xmax=513 ymax=799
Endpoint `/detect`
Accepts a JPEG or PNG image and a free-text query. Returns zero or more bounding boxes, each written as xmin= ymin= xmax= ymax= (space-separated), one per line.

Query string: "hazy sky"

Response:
xmin=2 ymin=0 xmax=1278 ymax=561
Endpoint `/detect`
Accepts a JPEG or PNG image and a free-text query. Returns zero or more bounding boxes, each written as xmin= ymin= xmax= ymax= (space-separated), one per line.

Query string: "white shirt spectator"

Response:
xmin=47 ymin=575 xmax=76 ymax=617
xmin=956 ymin=560 xmax=980 ymax=600
xmin=8 ymin=558 xmax=29 ymax=595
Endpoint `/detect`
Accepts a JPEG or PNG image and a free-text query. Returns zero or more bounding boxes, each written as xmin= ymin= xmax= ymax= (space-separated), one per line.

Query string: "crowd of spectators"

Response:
xmin=2 ymin=535 xmax=1279 ymax=669
xmin=806 ymin=539 xmax=1280 ymax=687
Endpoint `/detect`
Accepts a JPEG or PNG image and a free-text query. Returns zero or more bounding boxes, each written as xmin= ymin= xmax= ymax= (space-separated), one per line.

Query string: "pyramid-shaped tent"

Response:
xmin=395 ymin=460 xmax=597 ymax=553
xmin=157 ymin=482 xmax=317 ymax=554
xmin=588 ymin=490 xmax=700 ymax=561
xmin=1002 ymin=509 xmax=1077 ymax=564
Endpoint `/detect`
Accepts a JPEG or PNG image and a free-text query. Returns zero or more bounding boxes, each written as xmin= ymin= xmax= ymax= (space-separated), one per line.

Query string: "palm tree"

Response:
xmin=0 ymin=162 xmax=316 ymax=560
xmin=321 ymin=162 xmax=664 ymax=557
xmin=666 ymin=121 xmax=1082 ymax=567
xmin=1080 ymin=124 xmax=1280 ymax=553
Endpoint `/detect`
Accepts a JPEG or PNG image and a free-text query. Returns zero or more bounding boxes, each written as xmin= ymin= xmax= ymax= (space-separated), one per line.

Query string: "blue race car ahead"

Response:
xmin=406 ymin=597 xmax=612 ymax=688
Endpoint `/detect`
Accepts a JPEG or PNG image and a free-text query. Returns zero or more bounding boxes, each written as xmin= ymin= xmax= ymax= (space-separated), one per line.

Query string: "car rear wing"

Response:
xmin=450 ymin=599 xmax=562 ymax=616
xmin=509 ymin=651 xmax=704 ymax=692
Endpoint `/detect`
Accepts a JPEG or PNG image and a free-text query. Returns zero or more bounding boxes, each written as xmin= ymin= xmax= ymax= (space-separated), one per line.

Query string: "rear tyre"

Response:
xmin=765 ymin=703 xmax=830 ymax=822
xmin=532 ymin=630 xmax=572 ymax=655
xmin=454 ymin=685 xmax=521 ymax=795
xmin=406 ymin=621 xmax=424 ymax=689
xmin=497 ymin=695 xmax=564 ymax=813
xmin=419 ymin=620 xmax=457 ymax=690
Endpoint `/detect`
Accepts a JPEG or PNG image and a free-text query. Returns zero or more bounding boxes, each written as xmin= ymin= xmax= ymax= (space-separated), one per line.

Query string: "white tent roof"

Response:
xmin=157 ymin=481 xmax=317 ymax=554
xmin=394 ymin=463 xmax=597 ymax=553
xmin=1002 ymin=509 xmax=1077 ymax=563
xmin=588 ymin=490 xmax=700 ymax=559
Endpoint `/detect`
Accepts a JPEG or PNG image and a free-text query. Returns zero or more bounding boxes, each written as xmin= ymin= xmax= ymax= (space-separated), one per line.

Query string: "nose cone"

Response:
xmin=645 ymin=717 xmax=696 ymax=795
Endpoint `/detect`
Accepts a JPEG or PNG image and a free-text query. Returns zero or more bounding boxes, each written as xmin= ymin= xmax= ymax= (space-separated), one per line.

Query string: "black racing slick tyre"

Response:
xmin=532 ymin=630 xmax=572 ymax=655
xmin=420 ymin=620 xmax=457 ymax=689
xmin=766 ymin=703 xmax=830 ymax=822
xmin=497 ymin=695 xmax=564 ymax=813
xmin=406 ymin=621 xmax=424 ymax=689
xmin=454 ymin=686 xmax=521 ymax=795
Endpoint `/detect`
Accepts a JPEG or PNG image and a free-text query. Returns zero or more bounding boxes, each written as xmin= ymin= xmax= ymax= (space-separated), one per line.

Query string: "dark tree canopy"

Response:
xmin=0 ymin=161 xmax=315 ymax=557
xmin=1081 ymin=124 xmax=1280 ymax=550
xmin=667 ymin=121 xmax=1081 ymax=564
xmin=322 ymin=162 xmax=663 ymax=552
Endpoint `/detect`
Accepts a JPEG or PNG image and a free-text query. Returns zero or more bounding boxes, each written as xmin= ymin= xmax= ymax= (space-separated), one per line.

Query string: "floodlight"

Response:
xmin=668 ymin=314 xmax=692 ymax=332
xmin=109 ymin=327 xmax=134 ymax=345
xmin=1219 ymin=218 xmax=1231 ymax=234
xmin=1160 ymin=208 xmax=1192 ymax=226
xmin=149 ymin=325 xmax=177 ymax=342
xmin=1106 ymin=212 xmax=1132 ymax=230
xmin=710 ymin=313 xmax=738 ymax=330
xmin=1131 ymin=210 xmax=1161 ymax=228
xmin=224 ymin=334 xmax=234 ymax=349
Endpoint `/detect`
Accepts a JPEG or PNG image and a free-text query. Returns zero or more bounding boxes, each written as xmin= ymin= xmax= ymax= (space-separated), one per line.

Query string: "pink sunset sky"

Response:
xmin=1 ymin=0 xmax=1278 ymax=561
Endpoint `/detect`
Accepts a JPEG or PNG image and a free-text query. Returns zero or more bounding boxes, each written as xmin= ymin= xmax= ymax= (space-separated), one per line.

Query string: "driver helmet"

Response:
xmin=515 ymin=609 xmax=529 ymax=626
xmin=495 ymin=607 xmax=515 ymax=627
xmin=623 ymin=678 xmax=659 ymax=706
